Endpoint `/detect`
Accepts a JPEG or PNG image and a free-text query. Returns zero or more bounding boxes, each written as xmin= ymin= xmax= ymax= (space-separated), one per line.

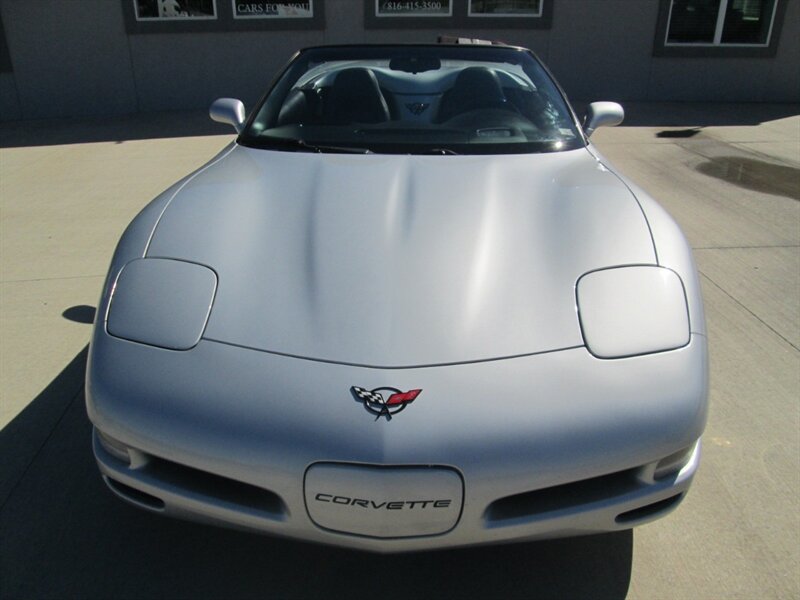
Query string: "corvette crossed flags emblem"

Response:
xmin=351 ymin=386 xmax=422 ymax=420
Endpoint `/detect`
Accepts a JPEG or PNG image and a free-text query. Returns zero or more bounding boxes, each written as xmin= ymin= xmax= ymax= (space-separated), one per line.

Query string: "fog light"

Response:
xmin=654 ymin=443 xmax=696 ymax=480
xmin=96 ymin=430 xmax=131 ymax=465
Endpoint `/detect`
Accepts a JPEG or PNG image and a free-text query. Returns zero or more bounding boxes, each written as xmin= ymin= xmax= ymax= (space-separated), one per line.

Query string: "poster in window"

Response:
xmin=233 ymin=1 xmax=314 ymax=19
xmin=376 ymin=1 xmax=452 ymax=17
xmin=468 ymin=0 xmax=542 ymax=17
xmin=134 ymin=0 xmax=217 ymax=20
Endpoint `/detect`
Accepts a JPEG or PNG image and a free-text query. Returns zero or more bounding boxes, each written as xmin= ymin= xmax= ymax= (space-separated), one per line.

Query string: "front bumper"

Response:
xmin=87 ymin=334 xmax=707 ymax=552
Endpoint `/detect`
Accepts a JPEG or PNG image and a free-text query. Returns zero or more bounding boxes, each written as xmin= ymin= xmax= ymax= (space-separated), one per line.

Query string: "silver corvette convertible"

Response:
xmin=86 ymin=43 xmax=708 ymax=552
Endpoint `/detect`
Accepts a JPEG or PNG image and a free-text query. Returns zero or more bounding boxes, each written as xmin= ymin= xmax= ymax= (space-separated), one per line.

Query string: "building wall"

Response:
xmin=0 ymin=0 xmax=797 ymax=122
xmin=1 ymin=0 xmax=138 ymax=119
xmin=0 ymin=71 xmax=19 ymax=120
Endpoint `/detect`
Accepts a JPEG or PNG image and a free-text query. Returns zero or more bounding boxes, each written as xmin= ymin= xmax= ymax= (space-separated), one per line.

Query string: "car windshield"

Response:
xmin=239 ymin=45 xmax=584 ymax=155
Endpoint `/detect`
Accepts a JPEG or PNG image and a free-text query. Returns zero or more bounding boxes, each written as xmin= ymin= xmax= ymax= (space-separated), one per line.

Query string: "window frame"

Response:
xmin=653 ymin=0 xmax=787 ymax=57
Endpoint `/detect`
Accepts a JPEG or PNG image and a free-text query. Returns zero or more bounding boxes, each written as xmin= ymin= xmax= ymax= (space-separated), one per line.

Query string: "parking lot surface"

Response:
xmin=1 ymin=103 xmax=798 ymax=599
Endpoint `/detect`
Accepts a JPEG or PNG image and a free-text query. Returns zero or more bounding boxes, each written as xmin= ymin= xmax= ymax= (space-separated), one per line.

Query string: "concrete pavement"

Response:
xmin=1 ymin=103 xmax=798 ymax=599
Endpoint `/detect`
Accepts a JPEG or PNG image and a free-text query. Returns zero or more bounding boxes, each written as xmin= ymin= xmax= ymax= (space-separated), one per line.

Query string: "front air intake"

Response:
xmin=615 ymin=493 xmax=683 ymax=523
xmin=484 ymin=468 xmax=640 ymax=524
xmin=105 ymin=477 xmax=165 ymax=510
xmin=144 ymin=455 xmax=287 ymax=519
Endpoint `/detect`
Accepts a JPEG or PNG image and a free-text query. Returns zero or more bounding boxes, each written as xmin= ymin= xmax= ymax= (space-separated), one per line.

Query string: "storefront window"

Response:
xmin=665 ymin=0 xmax=778 ymax=46
xmin=0 ymin=12 xmax=11 ymax=73
xmin=721 ymin=0 xmax=777 ymax=44
xmin=654 ymin=0 xmax=784 ymax=56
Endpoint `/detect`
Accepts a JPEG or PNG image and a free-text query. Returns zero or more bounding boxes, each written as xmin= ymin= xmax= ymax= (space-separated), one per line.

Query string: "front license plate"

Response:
xmin=304 ymin=463 xmax=463 ymax=538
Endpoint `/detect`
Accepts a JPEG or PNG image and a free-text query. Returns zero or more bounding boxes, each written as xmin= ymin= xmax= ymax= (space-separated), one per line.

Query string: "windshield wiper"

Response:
xmin=425 ymin=148 xmax=460 ymax=155
xmin=270 ymin=137 xmax=372 ymax=154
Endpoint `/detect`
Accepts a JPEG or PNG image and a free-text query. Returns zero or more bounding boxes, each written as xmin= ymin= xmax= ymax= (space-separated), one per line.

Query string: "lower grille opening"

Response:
xmin=106 ymin=477 xmax=165 ymax=510
xmin=616 ymin=493 xmax=683 ymax=524
xmin=485 ymin=468 xmax=640 ymax=523
xmin=144 ymin=456 xmax=286 ymax=520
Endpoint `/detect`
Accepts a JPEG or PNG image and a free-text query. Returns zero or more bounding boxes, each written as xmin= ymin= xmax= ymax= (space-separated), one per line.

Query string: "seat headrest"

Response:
xmin=438 ymin=67 xmax=508 ymax=122
xmin=326 ymin=68 xmax=390 ymax=125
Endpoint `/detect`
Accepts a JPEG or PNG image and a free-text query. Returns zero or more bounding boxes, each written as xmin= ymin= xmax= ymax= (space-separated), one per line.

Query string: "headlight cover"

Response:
xmin=106 ymin=258 xmax=217 ymax=350
xmin=576 ymin=265 xmax=690 ymax=359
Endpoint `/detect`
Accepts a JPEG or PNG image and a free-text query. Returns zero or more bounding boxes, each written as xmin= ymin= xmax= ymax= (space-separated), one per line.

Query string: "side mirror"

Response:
xmin=209 ymin=98 xmax=246 ymax=133
xmin=583 ymin=102 xmax=624 ymax=138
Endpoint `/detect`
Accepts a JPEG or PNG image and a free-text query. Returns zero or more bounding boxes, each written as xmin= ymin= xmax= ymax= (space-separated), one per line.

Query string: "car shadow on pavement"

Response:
xmin=0 ymin=349 xmax=633 ymax=600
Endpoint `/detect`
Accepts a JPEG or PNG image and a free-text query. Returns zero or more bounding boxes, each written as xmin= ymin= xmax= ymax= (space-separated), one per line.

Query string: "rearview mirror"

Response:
xmin=210 ymin=98 xmax=246 ymax=133
xmin=583 ymin=102 xmax=624 ymax=138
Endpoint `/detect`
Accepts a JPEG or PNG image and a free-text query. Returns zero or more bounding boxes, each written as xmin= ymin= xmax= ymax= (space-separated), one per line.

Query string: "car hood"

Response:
xmin=146 ymin=145 xmax=655 ymax=367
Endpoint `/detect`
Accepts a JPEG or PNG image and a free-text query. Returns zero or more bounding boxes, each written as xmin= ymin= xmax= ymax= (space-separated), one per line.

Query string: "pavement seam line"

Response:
xmin=0 ymin=389 xmax=82 ymax=514
xmin=699 ymin=270 xmax=799 ymax=353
